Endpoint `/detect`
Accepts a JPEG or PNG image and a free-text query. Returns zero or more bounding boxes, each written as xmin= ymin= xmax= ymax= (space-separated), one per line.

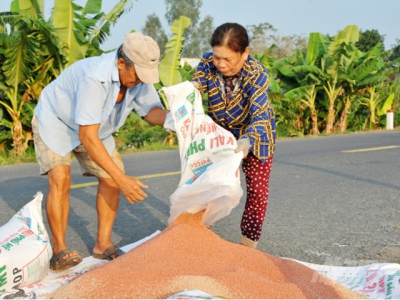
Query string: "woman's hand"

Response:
xmin=235 ymin=138 xmax=251 ymax=158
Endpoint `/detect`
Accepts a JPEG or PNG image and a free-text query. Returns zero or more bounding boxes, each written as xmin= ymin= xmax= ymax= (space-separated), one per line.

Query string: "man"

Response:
xmin=32 ymin=32 xmax=167 ymax=270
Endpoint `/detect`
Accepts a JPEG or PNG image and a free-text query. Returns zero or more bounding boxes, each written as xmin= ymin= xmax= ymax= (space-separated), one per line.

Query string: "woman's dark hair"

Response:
xmin=117 ymin=45 xmax=134 ymax=67
xmin=210 ymin=23 xmax=249 ymax=54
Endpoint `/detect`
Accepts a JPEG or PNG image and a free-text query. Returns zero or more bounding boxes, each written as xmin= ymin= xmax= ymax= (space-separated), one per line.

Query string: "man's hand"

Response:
xmin=79 ymin=124 xmax=149 ymax=204
xmin=235 ymin=138 xmax=251 ymax=158
xmin=164 ymin=110 xmax=175 ymax=131
xmin=117 ymin=175 xmax=148 ymax=204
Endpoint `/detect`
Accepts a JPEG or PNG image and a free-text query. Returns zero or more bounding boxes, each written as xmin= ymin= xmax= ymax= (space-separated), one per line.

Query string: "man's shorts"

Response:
xmin=32 ymin=115 xmax=124 ymax=178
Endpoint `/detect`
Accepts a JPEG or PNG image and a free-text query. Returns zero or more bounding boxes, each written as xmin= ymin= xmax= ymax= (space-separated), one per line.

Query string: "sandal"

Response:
xmin=92 ymin=245 xmax=125 ymax=261
xmin=50 ymin=248 xmax=83 ymax=271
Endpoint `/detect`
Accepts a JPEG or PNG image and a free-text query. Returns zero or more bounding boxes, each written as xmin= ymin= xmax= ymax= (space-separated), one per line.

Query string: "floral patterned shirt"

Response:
xmin=192 ymin=52 xmax=276 ymax=162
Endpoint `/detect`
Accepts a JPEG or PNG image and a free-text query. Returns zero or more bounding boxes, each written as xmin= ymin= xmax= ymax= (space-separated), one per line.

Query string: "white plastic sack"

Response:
xmin=296 ymin=260 xmax=400 ymax=299
xmin=161 ymin=81 xmax=243 ymax=227
xmin=168 ymin=289 xmax=218 ymax=299
xmin=0 ymin=192 xmax=52 ymax=293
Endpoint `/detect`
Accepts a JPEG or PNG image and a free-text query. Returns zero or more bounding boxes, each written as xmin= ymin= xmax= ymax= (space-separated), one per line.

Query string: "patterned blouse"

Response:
xmin=192 ymin=52 xmax=276 ymax=162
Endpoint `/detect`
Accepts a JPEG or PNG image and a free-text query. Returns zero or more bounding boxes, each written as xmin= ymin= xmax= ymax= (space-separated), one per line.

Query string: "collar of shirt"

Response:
xmin=112 ymin=58 xmax=120 ymax=85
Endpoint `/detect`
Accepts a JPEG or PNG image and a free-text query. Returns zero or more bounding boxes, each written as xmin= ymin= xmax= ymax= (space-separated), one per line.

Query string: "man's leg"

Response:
xmin=46 ymin=165 xmax=76 ymax=257
xmin=73 ymin=145 xmax=125 ymax=258
xmin=92 ymin=177 xmax=120 ymax=257
xmin=31 ymin=114 xmax=81 ymax=266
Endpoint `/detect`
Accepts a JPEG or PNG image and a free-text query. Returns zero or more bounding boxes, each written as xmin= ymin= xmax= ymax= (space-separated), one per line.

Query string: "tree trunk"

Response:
xmin=163 ymin=131 xmax=176 ymax=146
xmin=325 ymin=104 xmax=335 ymax=134
xmin=310 ymin=107 xmax=319 ymax=135
xmin=23 ymin=130 xmax=33 ymax=151
xmin=337 ymin=101 xmax=351 ymax=133
xmin=369 ymin=103 xmax=377 ymax=130
xmin=11 ymin=119 xmax=25 ymax=158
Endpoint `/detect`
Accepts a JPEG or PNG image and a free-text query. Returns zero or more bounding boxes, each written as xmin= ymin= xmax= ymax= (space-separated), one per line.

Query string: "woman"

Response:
xmin=192 ymin=22 xmax=276 ymax=249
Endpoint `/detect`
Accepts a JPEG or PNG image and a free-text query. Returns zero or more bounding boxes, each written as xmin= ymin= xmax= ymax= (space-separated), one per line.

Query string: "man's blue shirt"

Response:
xmin=34 ymin=51 xmax=163 ymax=156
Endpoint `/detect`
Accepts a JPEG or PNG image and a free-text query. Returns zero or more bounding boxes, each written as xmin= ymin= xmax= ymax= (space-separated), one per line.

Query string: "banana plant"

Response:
xmin=158 ymin=16 xmax=191 ymax=90
xmin=256 ymin=46 xmax=305 ymax=136
xmin=340 ymin=43 xmax=399 ymax=131
xmin=0 ymin=0 xmax=133 ymax=157
xmin=284 ymin=84 xmax=321 ymax=135
xmin=274 ymin=45 xmax=325 ymax=135
xmin=361 ymin=88 xmax=395 ymax=130
xmin=256 ymin=45 xmax=282 ymax=94
xmin=377 ymin=93 xmax=395 ymax=127
xmin=51 ymin=0 xmax=133 ymax=66
xmin=307 ymin=26 xmax=361 ymax=133
xmin=0 ymin=8 xmax=66 ymax=157
xmin=157 ymin=16 xmax=191 ymax=146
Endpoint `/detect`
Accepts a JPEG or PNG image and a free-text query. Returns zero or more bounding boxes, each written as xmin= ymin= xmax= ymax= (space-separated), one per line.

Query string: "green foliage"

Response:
xmin=357 ymin=29 xmax=385 ymax=52
xmin=145 ymin=0 xmax=213 ymax=58
xmin=0 ymin=124 xmax=11 ymax=145
xmin=246 ymin=22 xmax=276 ymax=56
xmin=0 ymin=0 xmax=133 ymax=158
xmin=1 ymin=0 xmax=400 ymax=164
xmin=165 ymin=0 xmax=201 ymax=26
xmin=124 ymin=128 xmax=154 ymax=149
xmin=159 ymin=16 xmax=191 ymax=87
xmin=306 ymin=32 xmax=328 ymax=66
xmin=377 ymin=93 xmax=394 ymax=116
xmin=113 ymin=113 xmax=171 ymax=151
xmin=264 ymin=24 xmax=399 ymax=136
xmin=142 ymin=13 xmax=168 ymax=58
xmin=0 ymin=6 xmax=65 ymax=157
xmin=89 ymin=0 xmax=134 ymax=53
xmin=51 ymin=0 xmax=133 ymax=65
xmin=389 ymin=39 xmax=400 ymax=61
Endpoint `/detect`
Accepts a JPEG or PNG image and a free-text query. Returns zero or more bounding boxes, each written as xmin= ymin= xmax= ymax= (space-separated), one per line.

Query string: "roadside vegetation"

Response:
xmin=1 ymin=0 xmax=399 ymax=166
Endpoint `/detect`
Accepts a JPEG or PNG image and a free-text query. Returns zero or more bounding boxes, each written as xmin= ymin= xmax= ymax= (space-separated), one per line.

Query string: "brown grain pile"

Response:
xmin=48 ymin=211 xmax=363 ymax=299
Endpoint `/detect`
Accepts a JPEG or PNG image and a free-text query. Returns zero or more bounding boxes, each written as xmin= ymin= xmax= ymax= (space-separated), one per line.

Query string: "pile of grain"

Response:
xmin=48 ymin=211 xmax=363 ymax=299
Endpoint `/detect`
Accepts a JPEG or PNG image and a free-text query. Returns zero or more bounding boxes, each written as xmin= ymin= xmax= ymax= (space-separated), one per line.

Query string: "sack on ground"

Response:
xmin=161 ymin=81 xmax=243 ymax=227
xmin=0 ymin=192 xmax=52 ymax=293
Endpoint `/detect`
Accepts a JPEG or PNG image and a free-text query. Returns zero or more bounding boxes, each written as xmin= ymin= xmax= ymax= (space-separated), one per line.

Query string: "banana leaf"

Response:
xmin=52 ymin=0 xmax=90 ymax=65
xmin=306 ymin=32 xmax=327 ymax=66
xmin=159 ymin=16 xmax=191 ymax=87
xmin=328 ymin=25 xmax=359 ymax=57
xmin=84 ymin=0 xmax=102 ymax=14
xmin=377 ymin=93 xmax=394 ymax=116
xmin=10 ymin=0 xmax=43 ymax=18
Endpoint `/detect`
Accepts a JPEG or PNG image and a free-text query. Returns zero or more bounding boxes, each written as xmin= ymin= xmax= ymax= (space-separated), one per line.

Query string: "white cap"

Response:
xmin=123 ymin=32 xmax=160 ymax=83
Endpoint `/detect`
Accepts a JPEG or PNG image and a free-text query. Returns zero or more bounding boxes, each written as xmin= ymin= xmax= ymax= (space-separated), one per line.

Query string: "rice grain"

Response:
xmin=48 ymin=211 xmax=363 ymax=299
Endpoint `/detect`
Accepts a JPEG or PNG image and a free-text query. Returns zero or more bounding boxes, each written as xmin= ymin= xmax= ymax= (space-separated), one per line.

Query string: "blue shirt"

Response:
xmin=34 ymin=51 xmax=163 ymax=156
xmin=192 ymin=52 xmax=276 ymax=162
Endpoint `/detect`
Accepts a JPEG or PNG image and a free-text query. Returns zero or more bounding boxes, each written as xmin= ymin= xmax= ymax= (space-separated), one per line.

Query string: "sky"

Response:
xmin=1 ymin=0 xmax=399 ymax=52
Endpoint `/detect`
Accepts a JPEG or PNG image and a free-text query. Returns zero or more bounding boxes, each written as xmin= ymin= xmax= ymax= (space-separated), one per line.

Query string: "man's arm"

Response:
xmin=143 ymin=107 xmax=167 ymax=125
xmin=79 ymin=123 xmax=148 ymax=204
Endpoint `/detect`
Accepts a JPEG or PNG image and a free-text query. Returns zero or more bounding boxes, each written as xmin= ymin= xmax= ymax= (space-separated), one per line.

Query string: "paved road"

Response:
xmin=0 ymin=130 xmax=399 ymax=266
